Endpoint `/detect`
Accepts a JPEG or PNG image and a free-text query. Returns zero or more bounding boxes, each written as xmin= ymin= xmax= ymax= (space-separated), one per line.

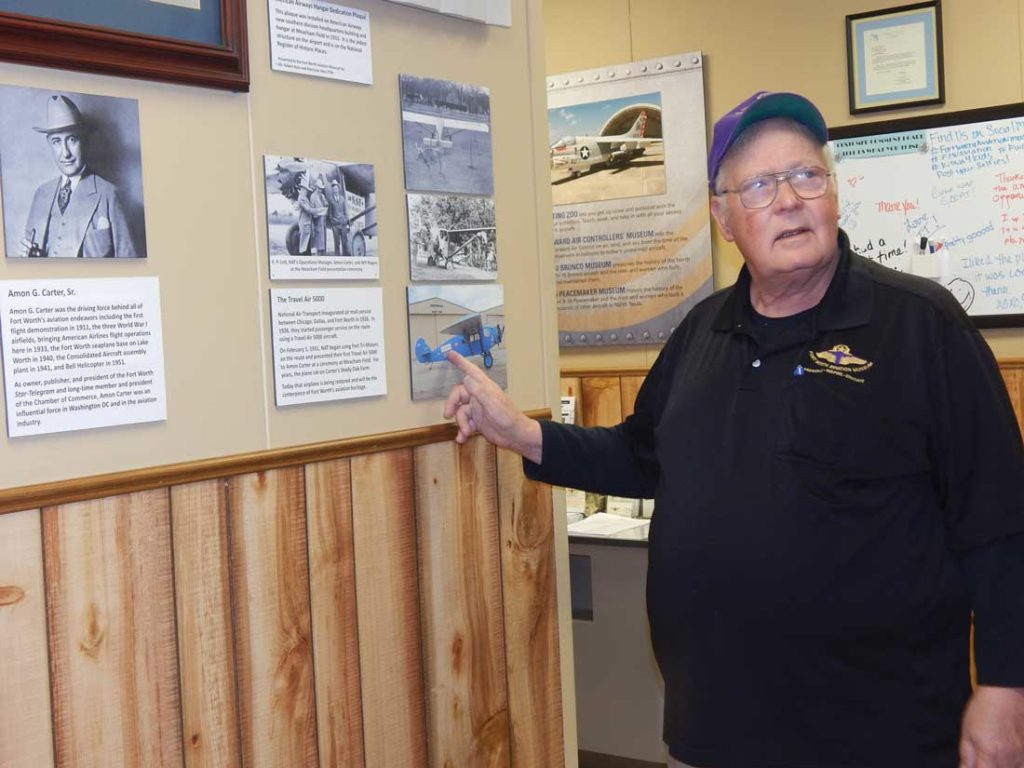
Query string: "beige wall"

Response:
xmin=0 ymin=6 xmax=578 ymax=763
xmin=0 ymin=0 xmax=558 ymax=488
xmin=544 ymin=0 xmax=1024 ymax=369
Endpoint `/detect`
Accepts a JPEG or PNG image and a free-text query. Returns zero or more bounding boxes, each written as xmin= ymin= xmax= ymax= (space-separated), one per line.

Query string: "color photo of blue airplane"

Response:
xmin=415 ymin=312 xmax=505 ymax=369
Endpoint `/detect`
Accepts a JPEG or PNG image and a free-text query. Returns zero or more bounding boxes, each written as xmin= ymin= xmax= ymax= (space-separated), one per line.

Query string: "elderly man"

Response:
xmin=20 ymin=94 xmax=136 ymax=258
xmin=444 ymin=92 xmax=1024 ymax=768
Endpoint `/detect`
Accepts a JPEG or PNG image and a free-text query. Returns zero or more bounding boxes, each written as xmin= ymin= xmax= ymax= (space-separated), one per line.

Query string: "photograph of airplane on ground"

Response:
xmin=408 ymin=192 xmax=497 ymax=281
xmin=400 ymin=74 xmax=494 ymax=196
xmin=407 ymin=284 xmax=506 ymax=401
xmin=547 ymin=91 xmax=665 ymax=206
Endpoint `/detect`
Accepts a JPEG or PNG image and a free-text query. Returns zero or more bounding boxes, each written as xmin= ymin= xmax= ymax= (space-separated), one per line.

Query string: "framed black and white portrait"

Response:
xmin=0 ymin=85 xmax=147 ymax=260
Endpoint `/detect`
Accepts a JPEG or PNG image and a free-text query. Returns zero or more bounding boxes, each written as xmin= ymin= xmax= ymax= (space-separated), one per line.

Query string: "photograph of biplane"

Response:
xmin=407 ymin=192 xmax=497 ymax=281
xmin=407 ymin=284 xmax=506 ymax=401
xmin=400 ymin=74 xmax=493 ymax=196
xmin=547 ymin=91 xmax=666 ymax=206
xmin=263 ymin=154 xmax=378 ymax=279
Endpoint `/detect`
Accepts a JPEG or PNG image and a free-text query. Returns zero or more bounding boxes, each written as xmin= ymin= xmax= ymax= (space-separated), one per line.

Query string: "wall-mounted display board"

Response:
xmin=546 ymin=53 xmax=713 ymax=347
xmin=0 ymin=0 xmax=248 ymax=90
xmin=830 ymin=103 xmax=1024 ymax=327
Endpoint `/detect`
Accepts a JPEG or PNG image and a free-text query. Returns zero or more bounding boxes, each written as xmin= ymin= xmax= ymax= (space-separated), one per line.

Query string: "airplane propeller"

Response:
xmin=496 ymin=324 xmax=504 ymax=344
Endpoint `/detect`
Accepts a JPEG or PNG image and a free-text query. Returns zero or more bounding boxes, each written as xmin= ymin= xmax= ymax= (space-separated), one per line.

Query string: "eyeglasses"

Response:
xmin=717 ymin=166 xmax=832 ymax=209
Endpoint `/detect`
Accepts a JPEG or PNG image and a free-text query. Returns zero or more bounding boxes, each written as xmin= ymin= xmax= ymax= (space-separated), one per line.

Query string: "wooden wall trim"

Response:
xmin=561 ymin=367 xmax=651 ymax=379
xmin=0 ymin=408 xmax=552 ymax=516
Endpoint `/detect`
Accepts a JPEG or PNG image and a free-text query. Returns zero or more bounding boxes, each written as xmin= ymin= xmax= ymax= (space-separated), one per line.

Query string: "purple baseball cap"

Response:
xmin=707 ymin=91 xmax=828 ymax=189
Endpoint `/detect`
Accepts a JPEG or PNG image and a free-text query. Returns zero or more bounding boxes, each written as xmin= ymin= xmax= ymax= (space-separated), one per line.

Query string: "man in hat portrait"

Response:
xmin=17 ymin=93 xmax=137 ymax=259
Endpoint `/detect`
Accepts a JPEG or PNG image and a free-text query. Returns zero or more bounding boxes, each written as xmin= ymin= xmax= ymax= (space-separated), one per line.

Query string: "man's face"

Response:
xmin=710 ymin=119 xmax=839 ymax=287
xmin=47 ymin=130 xmax=85 ymax=178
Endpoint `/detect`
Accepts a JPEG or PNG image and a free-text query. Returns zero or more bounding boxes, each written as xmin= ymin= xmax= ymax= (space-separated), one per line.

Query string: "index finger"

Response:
xmin=446 ymin=350 xmax=488 ymax=381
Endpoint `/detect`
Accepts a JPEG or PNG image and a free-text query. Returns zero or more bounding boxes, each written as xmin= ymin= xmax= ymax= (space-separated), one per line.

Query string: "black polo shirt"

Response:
xmin=527 ymin=231 xmax=1024 ymax=768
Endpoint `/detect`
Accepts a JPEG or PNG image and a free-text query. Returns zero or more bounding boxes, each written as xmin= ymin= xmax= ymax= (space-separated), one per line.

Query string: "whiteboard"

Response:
xmin=829 ymin=104 xmax=1024 ymax=327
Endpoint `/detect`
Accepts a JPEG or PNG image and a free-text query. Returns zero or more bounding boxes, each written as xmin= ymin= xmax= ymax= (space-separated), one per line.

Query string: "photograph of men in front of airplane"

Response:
xmin=547 ymin=91 xmax=666 ymax=206
xmin=263 ymin=154 xmax=378 ymax=280
xmin=0 ymin=85 xmax=147 ymax=259
xmin=400 ymin=74 xmax=494 ymax=196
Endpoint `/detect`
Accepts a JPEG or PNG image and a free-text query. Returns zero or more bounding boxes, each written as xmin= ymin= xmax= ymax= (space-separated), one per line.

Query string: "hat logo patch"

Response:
xmin=805 ymin=344 xmax=873 ymax=383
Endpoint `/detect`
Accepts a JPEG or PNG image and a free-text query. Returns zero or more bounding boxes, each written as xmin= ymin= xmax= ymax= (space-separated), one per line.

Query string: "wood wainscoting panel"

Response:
xmin=305 ymin=459 xmax=366 ymax=768
xmin=0 ymin=412 xmax=560 ymax=768
xmin=229 ymin=468 xmax=318 ymax=768
xmin=1000 ymin=360 xmax=1024 ymax=435
xmin=496 ymin=450 xmax=565 ymax=767
xmin=43 ymin=491 xmax=182 ymax=767
xmin=350 ymin=449 xmax=428 ymax=768
xmin=580 ymin=377 xmax=623 ymax=428
xmin=0 ymin=509 xmax=54 ymax=768
xmin=619 ymin=376 xmax=645 ymax=420
xmin=170 ymin=480 xmax=241 ymax=768
xmin=414 ymin=438 xmax=511 ymax=768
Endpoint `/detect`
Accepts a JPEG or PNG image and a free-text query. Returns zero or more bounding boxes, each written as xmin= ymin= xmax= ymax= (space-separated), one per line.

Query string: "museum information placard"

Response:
xmin=269 ymin=0 xmax=372 ymax=85
xmin=547 ymin=53 xmax=713 ymax=346
xmin=0 ymin=277 xmax=167 ymax=437
xmin=270 ymin=287 xmax=386 ymax=406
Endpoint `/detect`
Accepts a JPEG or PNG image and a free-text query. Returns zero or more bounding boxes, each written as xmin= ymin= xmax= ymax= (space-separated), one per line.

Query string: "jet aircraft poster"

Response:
xmin=546 ymin=53 xmax=714 ymax=347
xmin=406 ymin=284 xmax=506 ymax=401
xmin=548 ymin=91 xmax=666 ymax=206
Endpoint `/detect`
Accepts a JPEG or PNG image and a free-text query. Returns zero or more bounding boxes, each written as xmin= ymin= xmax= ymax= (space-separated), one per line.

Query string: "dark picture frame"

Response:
xmin=846 ymin=1 xmax=944 ymax=115
xmin=0 ymin=0 xmax=249 ymax=91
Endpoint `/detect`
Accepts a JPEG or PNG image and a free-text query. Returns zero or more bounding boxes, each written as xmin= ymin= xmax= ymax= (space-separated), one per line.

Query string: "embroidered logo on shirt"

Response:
xmin=805 ymin=344 xmax=873 ymax=383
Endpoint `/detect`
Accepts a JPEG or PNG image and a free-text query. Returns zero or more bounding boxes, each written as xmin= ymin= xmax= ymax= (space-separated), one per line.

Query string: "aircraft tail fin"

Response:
xmin=627 ymin=111 xmax=648 ymax=138
xmin=415 ymin=337 xmax=432 ymax=363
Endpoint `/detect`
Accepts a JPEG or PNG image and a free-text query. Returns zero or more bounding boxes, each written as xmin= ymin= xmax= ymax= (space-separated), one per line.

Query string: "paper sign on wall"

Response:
xmin=268 ymin=0 xmax=372 ymax=85
xmin=270 ymin=287 xmax=386 ymax=406
xmin=0 ymin=277 xmax=167 ymax=437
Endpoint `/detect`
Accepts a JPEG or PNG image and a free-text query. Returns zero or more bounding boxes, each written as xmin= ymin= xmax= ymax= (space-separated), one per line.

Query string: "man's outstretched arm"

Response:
xmin=443 ymin=350 xmax=542 ymax=463
xmin=442 ymin=350 xmax=658 ymax=499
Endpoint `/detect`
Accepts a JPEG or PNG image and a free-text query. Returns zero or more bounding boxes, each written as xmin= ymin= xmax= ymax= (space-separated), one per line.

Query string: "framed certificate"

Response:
xmin=846 ymin=1 xmax=944 ymax=115
xmin=0 ymin=0 xmax=248 ymax=91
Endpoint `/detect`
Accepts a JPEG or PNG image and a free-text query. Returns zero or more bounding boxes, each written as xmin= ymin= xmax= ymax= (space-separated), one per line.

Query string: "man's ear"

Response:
xmin=710 ymin=195 xmax=735 ymax=242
